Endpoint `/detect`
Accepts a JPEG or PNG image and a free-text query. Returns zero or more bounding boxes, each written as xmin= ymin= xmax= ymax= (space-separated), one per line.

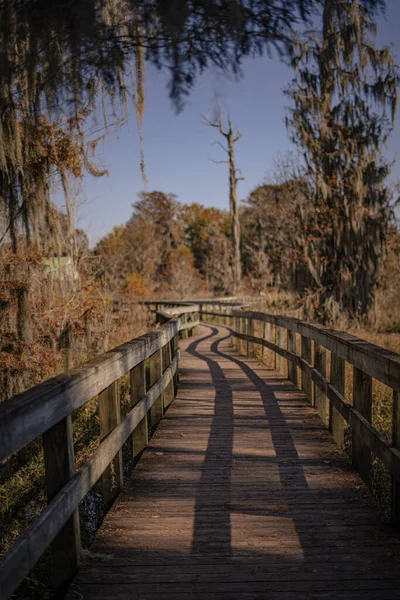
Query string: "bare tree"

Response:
xmin=202 ymin=99 xmax=244 ymax=292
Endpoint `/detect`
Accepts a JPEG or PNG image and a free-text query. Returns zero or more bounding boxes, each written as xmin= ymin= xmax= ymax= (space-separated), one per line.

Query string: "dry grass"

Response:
xmin=1 ymin=305 xmax=154 ymax=599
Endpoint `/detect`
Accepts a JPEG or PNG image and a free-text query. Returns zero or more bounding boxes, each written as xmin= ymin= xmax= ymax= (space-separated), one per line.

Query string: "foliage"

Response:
xmin=285 ymin=0 xmax=398 ymax=323
xmin=181 ymin=203 xmax=233 ymax=293
xmin=241 ymin=180 xmax=306 ymax=291
xmin=96 ymin=192 xmax=236 ymax=297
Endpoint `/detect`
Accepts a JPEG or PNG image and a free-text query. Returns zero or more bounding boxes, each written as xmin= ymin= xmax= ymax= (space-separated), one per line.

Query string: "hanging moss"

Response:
xmin=285 ymin=0 xmax=398 ymax=323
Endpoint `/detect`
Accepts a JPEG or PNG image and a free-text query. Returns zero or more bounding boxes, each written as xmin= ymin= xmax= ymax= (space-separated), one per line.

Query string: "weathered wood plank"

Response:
xmin=130 ymin=361 xmax=148 ymax=459
xmin=301 ymin=335 xmax=313 ymax=405
xmin=0 ymin=321 xmax=179 ymax=462
xmin=231 ymin=310 xmax=400 ymax=392
xmin=330 ymin=353 xmax=345 ymax=449
xmin=230 ymin=329 xmax=400 ymax=481
xmin=65 ymin=326 xmax=400 ymax=600
xmin=392 ymin=390 xmax=400 ymax=526
xmin=276 ymin=327 xmax=284 ymax=375
xmin=180 ymin=313 xmax=188 ymax=339
xmin=42 ymin=416 xmax=80 ymax=592
xmin=0 ymin=355 xmax=179 ymax=600
xmin=314 ymin=344 xmax=328 ymax=426
xmin=99 ymin=381 xmax=123 ymax=511
xmin=352 ymin=367 xmax=372 ymax=485
xmin=163 ymin=341 xmax=174 ymax=409
xmin=150 ymin=349 xmax=163 ymax=427
xmin=287 ymin=330 xmax=297 ymax=385
xmin=248 ymin=319 xmax=255 ymax=357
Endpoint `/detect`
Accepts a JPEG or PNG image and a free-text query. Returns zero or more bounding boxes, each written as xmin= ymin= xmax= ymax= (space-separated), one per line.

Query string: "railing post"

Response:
xmin=276 ymin=327 xmax=284 ymax=375
xmin=392 ymin=391 xmax=400 ymax=526
xmin=287 ymin=330 xmax=297 ymax=386
xmin=130 ymin=360 xmax=148 ymax=459
xmin=314 ymin=344 xmax=328 ymax=425
xmin=262 ymin=321 xmax=267 ymax=363
xmin=42 ymin=416 xmax=81 ymax=592
xmin=150 ymin=348 xmax=163 ymax=427
xmin=240 ymin=317 xmax=246 ymax=355
xmin=248 ymin=318 xmax=254 ymax=357
xmin=172 ymin=332 xmax=179 ymax=395
xmin=181 ymin=313 xmax=188 ymax=339
xmin=232 ymin=316 xmax=238 ymax=351
xmin=352 ymin=367 xmax=372 ymax=484
xmin=244 ymin=318 xmax=250 ymax=356
xmin=330 ymin=353 xmax=345 ymax=448
xmin=163 ymin=340 xmax=174 ymax=409
xmin=99 ymin=380 xmax=123 ymax=511
xmin=301 ymin=335 xmax=313 ymax=405
xmin=272 ymin=324 xmax=277 ymax=369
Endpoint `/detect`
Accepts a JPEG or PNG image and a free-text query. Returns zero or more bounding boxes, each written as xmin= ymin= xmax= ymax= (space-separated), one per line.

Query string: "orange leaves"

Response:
xmin=121 ymin=273 xmax=151 ymax=298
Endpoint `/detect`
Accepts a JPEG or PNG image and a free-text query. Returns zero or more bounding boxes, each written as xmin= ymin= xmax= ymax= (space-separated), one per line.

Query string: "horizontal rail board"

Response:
xmin=232 ymin=329 xmax=400 ymax=481
xmin=201 ymin=310 xmax=233 ymax=316
xmin=0 ymin=320 xmax=179 ymax=462
xmin=152 ymin=305 xmax=200 ymax=315
xmin=230 ymin=311 xmax=400 ymax=392
xmin=0 ymin=351 xmax=179 ymax=600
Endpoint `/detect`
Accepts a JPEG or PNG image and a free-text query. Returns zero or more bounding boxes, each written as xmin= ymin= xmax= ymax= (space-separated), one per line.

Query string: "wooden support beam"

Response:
xmin=240 ymin=317 xmax=246 ymax=355
xmin=272 ymin=324 xmax=277 ymax=370
xmin=276 ymin=327 xmax=284 ymax=375
xmin=99 ymin=381 xmax=123 ymax=512
xmin=287 ymin=330 xmax=297 ymax=385
xmin=130 ymin=361 xmax=148 ymax=459
xmin=163 ymin=341 xmax=174 ymax=409
xmin=392 ymin=391 xmax=400 ymax=526
xmin=248 ymin=319 xmax=254 ymax=358
xmin=262 ymin=321 xmax=267 ymax=363
xmin=42 ymin=416 xmax=80 ymax=593
xmin=352 ymin=367 xmax=372 ymax=485
xmin=301 ymin=335 xmax=313 ymax=405
xmin=181 ymin=313 xmax=188 ymax=339
xmin=314 ymin=344 xmax=328 ymax=425
xmin=169 ymin=333 xmax=178 ymax=396
xmin=330 ymin=353 xmax=345 ymax=448
xmin=232 ymin=317 xmax=238 ymax=351
xmin=150 ymin=349 xmax=163 ymax=427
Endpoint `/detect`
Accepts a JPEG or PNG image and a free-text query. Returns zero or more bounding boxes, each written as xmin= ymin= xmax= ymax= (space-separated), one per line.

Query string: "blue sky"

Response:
xmin=70 ymin=1 xmax=400 ymax=246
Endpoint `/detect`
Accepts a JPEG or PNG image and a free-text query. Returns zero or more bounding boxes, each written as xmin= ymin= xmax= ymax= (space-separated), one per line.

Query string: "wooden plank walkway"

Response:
xmin=67 ymin=325 xmax=400 ymax=600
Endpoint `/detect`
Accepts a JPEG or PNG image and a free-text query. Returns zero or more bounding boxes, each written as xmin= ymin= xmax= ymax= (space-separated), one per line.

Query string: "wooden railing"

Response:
xmin=200 ymin=304 xmax=400 ymax=525
xmin=0 ymin=305 xmax=200 ymax=600
xmin=155 ymin=304 xmax=200 ymax=339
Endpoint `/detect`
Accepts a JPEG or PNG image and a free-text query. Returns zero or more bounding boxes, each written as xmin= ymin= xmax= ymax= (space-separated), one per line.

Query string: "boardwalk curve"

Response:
xmin=67 ymin=324 xmax=400 ymax=600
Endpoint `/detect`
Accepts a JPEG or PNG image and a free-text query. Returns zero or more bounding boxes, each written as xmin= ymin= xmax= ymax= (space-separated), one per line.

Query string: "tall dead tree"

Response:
xmin=202 ymin=101 xmax=244 ymax=293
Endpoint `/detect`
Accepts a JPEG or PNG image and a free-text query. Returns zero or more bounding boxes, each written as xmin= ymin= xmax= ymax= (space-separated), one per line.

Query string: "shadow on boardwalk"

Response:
xmin=67 ymin=325 xmax=400 ymax=600
xmin=187 ymin=326 xmax=336 ymax=560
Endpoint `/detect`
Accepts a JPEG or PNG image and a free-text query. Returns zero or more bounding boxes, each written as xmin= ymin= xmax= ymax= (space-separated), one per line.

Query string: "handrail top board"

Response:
xmin=155 ymin=304 xmax=200 ymax=315
xmin=0 ymin=318 xmax=180 ymax=463
xmin=145 ymin=297 xmax=252 ymax=307
xmin=232 ymin=310 xmax=400 ymax=391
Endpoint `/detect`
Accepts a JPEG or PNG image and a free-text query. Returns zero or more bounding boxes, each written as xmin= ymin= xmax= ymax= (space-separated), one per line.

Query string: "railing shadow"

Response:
xmin=66 ymin=323 xmax=400 ymax=600
xmin=185 ymin=327 xmax=233 ymax=556
xmin=186 ymin=323 xmax=341 ymax=561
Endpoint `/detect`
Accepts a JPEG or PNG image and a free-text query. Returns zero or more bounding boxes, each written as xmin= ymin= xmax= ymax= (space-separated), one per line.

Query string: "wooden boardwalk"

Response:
xmin=67 ymin=325 xmax=400 ymax=600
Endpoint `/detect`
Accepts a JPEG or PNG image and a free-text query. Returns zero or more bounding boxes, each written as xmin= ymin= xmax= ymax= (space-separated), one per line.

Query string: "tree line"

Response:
xmin=0 ymin=0 xmax=398 ymax=402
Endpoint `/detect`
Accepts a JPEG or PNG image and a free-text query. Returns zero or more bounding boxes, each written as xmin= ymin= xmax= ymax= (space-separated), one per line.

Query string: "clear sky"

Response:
xmin=70 ymin=0 xmax=400 ymax=246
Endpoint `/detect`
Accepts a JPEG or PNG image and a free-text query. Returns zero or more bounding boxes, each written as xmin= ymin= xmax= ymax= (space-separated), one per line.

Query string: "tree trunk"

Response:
xmin=229 ymin=138 xmax=241 ymax=293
